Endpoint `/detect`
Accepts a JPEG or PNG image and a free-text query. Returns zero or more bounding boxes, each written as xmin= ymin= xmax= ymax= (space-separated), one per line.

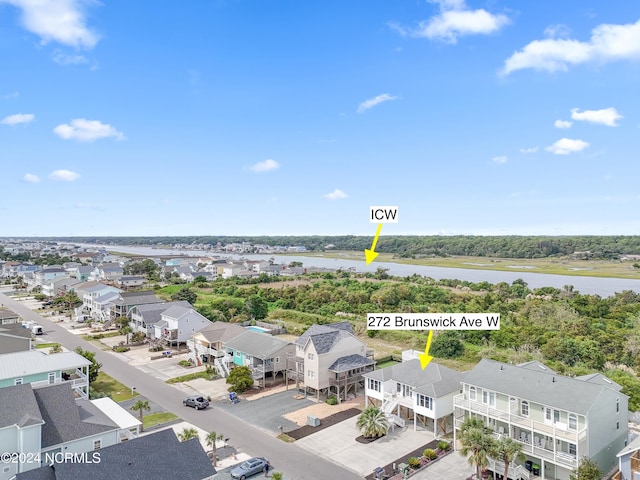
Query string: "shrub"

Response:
xmin=326 ymin=395 xmax=338 ymax=405
xmin=436 ymin=440 xmax=451 ymax=451
xmin=407 ymin=457 xmax=421 ymax=469
xmin=178 ymin=360 xmax=191 ymax=367
xmin=149 ymin=345 xmax=163 ymax=352
xmin=423 ymin=448 xmax=437 ymax=460
xmin=91 ymin=333 xmax=105 ymax=340
xmin=113 ymin=345 xmax=130 ymax=353
xmin=131 ymin=331 xmax=145 ymax=343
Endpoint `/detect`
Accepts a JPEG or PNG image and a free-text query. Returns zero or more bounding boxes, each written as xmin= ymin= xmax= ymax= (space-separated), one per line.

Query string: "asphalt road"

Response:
xmin=0 ymin=290 xmax=361 ymax=480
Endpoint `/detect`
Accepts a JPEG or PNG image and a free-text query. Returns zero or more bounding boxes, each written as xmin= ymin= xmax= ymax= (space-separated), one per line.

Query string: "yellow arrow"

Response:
xmin=418 ymin=331 xmax=434 ymax=370
xmin=364 ymin=223 xmax=383 ymax=265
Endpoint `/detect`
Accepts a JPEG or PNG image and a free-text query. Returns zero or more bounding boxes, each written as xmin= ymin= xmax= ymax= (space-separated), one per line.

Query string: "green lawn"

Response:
xmin=35 ymin=343 xmax=60 ymax=349
xmin=375 ymin=360 xmax=399 ymax=369
xmin=91 ymin=372 xmax=139 ymax=402
xmin=143 ymin=412 xmax=179 ymax=430
xmin=165 ymin=371 xmax=214 ymax=384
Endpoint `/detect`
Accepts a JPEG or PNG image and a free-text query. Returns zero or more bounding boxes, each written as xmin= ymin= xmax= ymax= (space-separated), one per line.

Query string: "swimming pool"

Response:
xmin=246 ymin=325 xmax=270 ymax=334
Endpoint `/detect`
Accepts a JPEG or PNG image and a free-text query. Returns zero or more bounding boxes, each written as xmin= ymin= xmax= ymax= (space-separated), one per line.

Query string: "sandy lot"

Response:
xmin=283 ymin=396 xmax=364 ymax=427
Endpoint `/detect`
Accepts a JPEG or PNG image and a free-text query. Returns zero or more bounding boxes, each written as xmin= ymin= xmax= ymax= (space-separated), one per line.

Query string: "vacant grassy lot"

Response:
xmin=165 ymin=371 xmax=215 ymax=384
xmin=143 ymin=412 xmax=178 ymax=430
xmin=92 ymin=372 xmax=139 ymax=402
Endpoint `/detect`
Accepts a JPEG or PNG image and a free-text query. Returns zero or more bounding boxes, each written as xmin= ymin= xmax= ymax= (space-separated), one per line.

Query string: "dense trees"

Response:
xmin=74 ymin=347 xmax=102 ymax=382
xmin=48 ymin=235 xmax=640 ymax=259
xmin=226 ymin=366 xmax=254 ymax=393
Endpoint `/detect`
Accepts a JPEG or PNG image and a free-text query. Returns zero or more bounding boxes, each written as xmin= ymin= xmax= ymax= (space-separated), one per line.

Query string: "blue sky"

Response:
xmin=1 ymin=0 xmax=640 ymax=237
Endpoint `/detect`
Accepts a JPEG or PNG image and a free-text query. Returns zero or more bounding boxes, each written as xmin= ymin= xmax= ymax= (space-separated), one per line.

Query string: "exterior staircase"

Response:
xmin=215 ymin=356 xmax=230 ymax=377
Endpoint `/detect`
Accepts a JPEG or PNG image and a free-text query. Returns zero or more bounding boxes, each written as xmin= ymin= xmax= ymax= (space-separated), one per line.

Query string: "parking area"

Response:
xmin=214 ymin=389 xmax=315 ymax=433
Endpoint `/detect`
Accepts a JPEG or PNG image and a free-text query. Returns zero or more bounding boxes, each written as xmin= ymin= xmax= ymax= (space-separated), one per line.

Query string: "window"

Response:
xmin=368 ymin=379 xmax=381 ymax=392
xmin=48 ymin=372 xmax=55 ymax=384
xmin=521 ymin=401 xmax=529 ymax=417
xmin=568 ymin=414 xmax=577 ymax=430
xmin=568 ymin=443 xmax=576 ymax=456
xmin=307 ymin=353 xmax=314 ymax=360
xmin=397 ymin=383 xmax=413 ymax=398
xmin=482 ymin=391 xmax=496 ymax=407
xmin=307 ymin=370 xmax=314 ymax=379
xmin=274 ymin=357 xmax=279 ymax=363
xmin=235 ymin=351 xmax=240 ymax=357
xmin=14 ymin=378 xmax=23 ymax=385
xmin=469 ymin=386 xmax=477 ymax=401
xmin=417 ymin=394 xmax=433 ymax=409
xmin=93 ymin=439 xmax=102 ymax=450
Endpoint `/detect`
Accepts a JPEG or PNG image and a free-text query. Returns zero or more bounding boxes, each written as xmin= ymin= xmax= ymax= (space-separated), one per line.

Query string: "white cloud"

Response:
xmin=49 ymin=169 xmax=80 ymax=181
xmin=503 ymin=19 xmax=640 ymax=75
xmin=546 ymin=138 xmax=590 ymax=155
xmin=396 ymin=0 xmax=509 ymax=44
xmin=520 ymin=146 xmax=539 ymax=154
xmin=357 ymin=94 xmax=399 ymax=113
xmin=1 ymin=113 xmax=34 ymax=125
xmin=571 ymin=107 xmax=622 ymax=127
xmin=245 ymin=159 xmax=280 ymax=173
xmin=2 ymin=91 xmax=19 ymax=100
xmin=0 ymin=0 xmax=99 ymax=48
xmin=554 ymin=119 xmax=573 ymax=129
xmin=544 ymin=24 xmax=571 ymax=39
xmin=492 ymin=156 xmax=508 ymax=164
xmin=52 ymin=49 xmax=88 ymax=65
xmin=23 ymin=173 xmax=40 ymax=183
xmin=323 ymin=189 xmax=348 ymax=200
xmin=53 ymin=119 xmax=125 ymax=142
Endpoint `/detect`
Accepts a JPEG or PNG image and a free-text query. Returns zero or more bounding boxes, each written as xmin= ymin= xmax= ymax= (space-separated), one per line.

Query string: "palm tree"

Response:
xmin=130 ymin=400 xmax=150 ymax=432
xmin=119 ymin=325 xmax=133 ymax=344
xmin=178 ymin=427 xmax=199 ymax=442
xmin=271 ymin=473 xmax=283 ymax=480
xmin=206 ymin=430 xmax=224 ymax=466
xmin=492 ymin=436 xmax=524 ymax=480
xmin=356 ymin=406 xmax=389 ymax=439
xmin=459 ymin=418 xmax=495 ymax=479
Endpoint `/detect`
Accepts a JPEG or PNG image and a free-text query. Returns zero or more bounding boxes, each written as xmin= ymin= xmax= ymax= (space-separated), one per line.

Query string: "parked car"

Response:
xmin=230 ymin=457 xmax=268 ymax=479
xmin=182 ymin=395 xmax=209 ymax=410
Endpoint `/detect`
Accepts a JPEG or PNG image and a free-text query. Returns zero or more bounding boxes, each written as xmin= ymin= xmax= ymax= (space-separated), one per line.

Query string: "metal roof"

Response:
xmin=0 ymin=350 xmax=90 ymax=381
xmin=91 ymin=397 xmax=142 ymax=430
xmin=225 ymin=330 xmax=293 ymax=359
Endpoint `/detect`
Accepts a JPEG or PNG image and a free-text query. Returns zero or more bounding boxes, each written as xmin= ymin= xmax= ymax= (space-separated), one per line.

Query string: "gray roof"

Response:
xmin=161 ymin=304 xmax=192 ymax=319
xmin=83 ymin=283 xmax=115 ymax=293
xmin=34 ymin=383 xmax=117 ymax=448
xmin=328 ymin=354 xmax=375 ymax=373
xmin=94 ymin=291 xmax=120 ymax=304
xmin=461 ymin=358 xmax=625 ymax=414
xmin=0 ymin=322 xmax=32 ymax=339
xmin=296 ymin=322 xmax=354 ymax=353
xmin=131 ymin=301 xmax=191 ymax=325
xmin=0 ymin=383 xmax=43 ymax=428
xmin=118 ymin=275 xmax=145 ymax=282
xmin=112 ymin=291 xmax=160 ymax=306
xmin=225 ymin=330 xmax=293 ymax=359
xmin=364 ymin=359 xmax=464 ymax=398
xmin=197 ymin=321 xmax=247 ymax=344
xmin=0 ymin=307 xmax=20 ymax=320
xmin=15 ymin=467 xmax=56 ymax=480
xmin=0 ymin=350 xmax=91 ymax=381
xmin=17 ymin=428 xmax=216 ymax=480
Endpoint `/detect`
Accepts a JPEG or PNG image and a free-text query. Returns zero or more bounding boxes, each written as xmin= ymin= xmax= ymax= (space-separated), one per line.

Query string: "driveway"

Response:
xmin=214 ymin=389 xmax=314 ymax=433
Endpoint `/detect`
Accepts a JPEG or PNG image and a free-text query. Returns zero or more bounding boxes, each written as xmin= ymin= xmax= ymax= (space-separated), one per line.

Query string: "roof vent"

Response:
xmin=537 ymin=363 xmax=547 ymax=370
xmin=552 ymin=377 xmax=556 ymax=383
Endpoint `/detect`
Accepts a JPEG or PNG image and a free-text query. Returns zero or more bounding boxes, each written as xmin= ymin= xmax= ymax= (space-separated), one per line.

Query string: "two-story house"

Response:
xmin=0 ymin=307 xmax=20 ymax=325
xmin=0 ymin=323 xmax=32 ymax=354
xmin=286 ymin=322 xmax=375 ymax=401
xmin=153 ymin=303 xmax=211 ymax=346
xmin=225 ymin=330 xmax=295 ymax=387
xmin=453 ymin=359 xmax=628 ymax=480
xmin=33 ymin=267 xmax=68 ymax=287
xmin=0 ymin=350 xmax=91 ymax=398
xmin=81 ymin=283 xmax=121 ymax=322
xmin=187 ymin=321 xmax=247 ymax=376
xmin=110 ymin=290 xmax=163 ymax=319
xmin=363 ymin=353 xmax=464 ymax=435
xmin=0 ymin=382 xmax=140 ymax=480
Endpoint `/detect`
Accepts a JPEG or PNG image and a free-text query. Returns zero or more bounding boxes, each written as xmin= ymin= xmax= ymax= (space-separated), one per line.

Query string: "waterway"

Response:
xmin=90 ymin=244 xmax=640 ymax=297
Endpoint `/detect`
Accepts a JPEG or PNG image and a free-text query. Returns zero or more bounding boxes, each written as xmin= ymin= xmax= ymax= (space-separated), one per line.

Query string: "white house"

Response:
xmin=363 ymin=355 xmax=464 ymax=435
xmin=153 ymin=304 xmax=211 ymax=345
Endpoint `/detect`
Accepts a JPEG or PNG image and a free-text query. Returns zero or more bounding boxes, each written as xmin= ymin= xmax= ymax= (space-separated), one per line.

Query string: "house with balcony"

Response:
xmin=0 ymin=307 xmax=20 ymax=325
xmin=129 ymin=301 xmax=190 ymax=338
xmin=116 ymin=275 xmax=146 ymax=289
xmin=41 ymin=276 xmax=81 ymax=298
xmin=453 ymin=359 xmax=628 ymax=480
xmin=0 ymin=382 xmax=140 ymax=480
xmin=187 ymin=321 xmax=247 ymax=376
xmin=144 ymin=303 xmax=211 ymax=346
xmin=34 ymin=267 xmax=68 ymax=287
xmin=225 ymin=330 xmax=294 ymax=387
xmin=286 ymin=322 xmax=375 ymax=401
xmin=363 ymin=354 xmax=464 ymax=435
xmin=110 ymin=290 xmax=163 ymax=319
xmin=81 ymin=283 xmax=121 ymax=322
xmin=0 ymin=350 xmax=91 ymax=399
